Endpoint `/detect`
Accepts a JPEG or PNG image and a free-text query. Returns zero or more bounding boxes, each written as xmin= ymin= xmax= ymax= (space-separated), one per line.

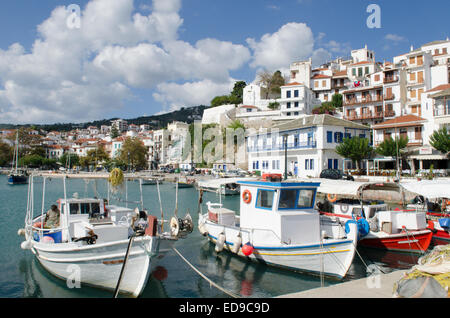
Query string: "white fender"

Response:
xmin=198 ymin=222 xmax=208 ymax=236
xmin=17 ymin=228 xmax=26 ymax=236
xmin=231 ymin=234 xmax=242 ymax=254
xmin=21 ymin=240 xmax=33 ymax=250
xmin=170 ymin=217 xmax=180 ymax=237
xmin=215 ymin=233 xmax=226 ymax=252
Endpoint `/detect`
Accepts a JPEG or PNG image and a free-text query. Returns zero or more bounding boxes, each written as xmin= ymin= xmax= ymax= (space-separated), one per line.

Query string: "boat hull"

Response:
xmin=200 ymin=216 xmax=357 ymax=279
xmin=358 ymin=230 xmax=432 ymax=254
xmin=30 ymin=236 xmax=159 ymax=297
xmin=8 ymin=174 xmax=28 ymax=185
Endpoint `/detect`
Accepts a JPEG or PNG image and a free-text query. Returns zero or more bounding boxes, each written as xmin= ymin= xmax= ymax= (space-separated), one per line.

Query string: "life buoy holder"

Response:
xmin=242 ymin=190 xmax=252 ymax=204
xmin=327 ymin=194 xmax=338 ymax=203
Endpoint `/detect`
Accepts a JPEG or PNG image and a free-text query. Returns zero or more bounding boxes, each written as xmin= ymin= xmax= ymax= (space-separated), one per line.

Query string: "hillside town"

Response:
xmin=2 ymin=39 xmax=449 ymax=178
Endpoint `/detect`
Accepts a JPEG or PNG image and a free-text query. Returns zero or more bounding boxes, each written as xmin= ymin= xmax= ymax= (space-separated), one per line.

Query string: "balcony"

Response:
xmin=384 ymin=110 xmax=396 ymax=117
xmin=247 ymin=141 xmax=317 ymax=153
xmin=384 ymin=76 xmax=399 ymax=84
xmin=384 ymin=94 xmax=395 ymax=101
xmin=343 ymin=96 xmax=383 ymax=106
xmin=434 ymin=108 xmax=450 ymax=117
xmin=345 ymin=111 xmax=383 ymax=121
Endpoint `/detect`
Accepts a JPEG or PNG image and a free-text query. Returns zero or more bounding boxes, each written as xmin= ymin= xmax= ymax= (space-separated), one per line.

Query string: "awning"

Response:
xmin=400 ymin=180 xmax=450 ymax=199
xmin=295 ymin=178 xmax=399 ymax=196
xmin=408 ymin=154 xmax=448 ymax=160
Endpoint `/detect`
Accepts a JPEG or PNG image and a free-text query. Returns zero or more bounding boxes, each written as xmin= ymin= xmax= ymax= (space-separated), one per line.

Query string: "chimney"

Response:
xmin=410 ymin=45 xmax=414 ymax=52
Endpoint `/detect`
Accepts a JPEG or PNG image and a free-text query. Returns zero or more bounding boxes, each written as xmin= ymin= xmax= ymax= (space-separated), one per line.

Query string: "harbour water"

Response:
xmin=0 ymin=175 xmax=421 ymax=298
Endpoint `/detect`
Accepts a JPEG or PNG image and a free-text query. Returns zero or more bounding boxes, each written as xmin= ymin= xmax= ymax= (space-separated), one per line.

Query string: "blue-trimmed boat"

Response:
xmin=198 ymin=180 xmax=358 ymax=279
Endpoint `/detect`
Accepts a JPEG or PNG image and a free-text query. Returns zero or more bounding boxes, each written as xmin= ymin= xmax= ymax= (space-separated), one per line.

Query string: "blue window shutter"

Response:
xmin=327 ymin=131 xmax=332 ymax=143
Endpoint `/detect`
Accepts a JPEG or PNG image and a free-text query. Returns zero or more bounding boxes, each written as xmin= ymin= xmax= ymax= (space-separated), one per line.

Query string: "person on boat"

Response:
xmin=44 ymin=205 xmax=60 ymax=229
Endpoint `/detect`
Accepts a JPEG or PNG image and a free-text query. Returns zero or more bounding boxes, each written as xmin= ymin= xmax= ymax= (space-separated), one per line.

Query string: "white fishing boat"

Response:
xmin=18 ymin=174 xmax=193 ymax=297
xmin=197 ymin=177 xmax=254 ymax=196
xmin=198 ymin=180 xmax=358 ymax=279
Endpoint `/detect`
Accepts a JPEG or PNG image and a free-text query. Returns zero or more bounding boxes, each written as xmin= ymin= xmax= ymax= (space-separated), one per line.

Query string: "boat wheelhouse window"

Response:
xmin=91 ymin=203 xmax=100 ymax=214
xmin=297 ymin=189 xmax=315 ymax=208
xmin=80 ymin=203 xmax=90 ymax=214
xmin=256 ymin=190 xmax=274 ymax=209
xmin=70 ymin=203 xmax=80 ymax=214
xmin=279 ymin=190 xmax=297 ymax=209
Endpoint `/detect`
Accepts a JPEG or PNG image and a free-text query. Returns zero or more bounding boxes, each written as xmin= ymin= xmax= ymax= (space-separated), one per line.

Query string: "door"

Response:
xmin=328 ymin=159 xmax=333 ymax=169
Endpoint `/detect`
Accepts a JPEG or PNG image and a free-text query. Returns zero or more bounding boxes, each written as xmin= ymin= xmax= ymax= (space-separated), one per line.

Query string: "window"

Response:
xmin=322 ymin=80 xmax=326 ymax=87
xmin=327 ymin=131 xmax=333 ymax=143
xmin=294 ymin=112 xmax=299 ymax=116
xmin=334 ymin=132 xmax=343 ymax=143
xmin=279 ymin=189 xmax=297 ymax=209
xmin=287 ymin=102 xmax=291 ymax=109
xmin=286 ymin=91 xmax=291 ymax=98
xmin=410 ymin=72 xmax=416 ymax=82
xmin=287 ymin=112 xmax=291 ymax=116
xmin=294 ymin=90 xmax=299 ymax=97
xmin=70 ymin=203 xmax=80 ymax=215
xmin=305 ymin=159 xmax=309 ymax=170
xmin=294 ymin=102 xmax=299 ymax=108
xmin=358 ymin=68 xmax=363 ymax=77
xmin=310 ymin=159 xmax=314 ymax=170
xmin=417 ymin=55 xmax=423 ymax=65
xmin=328 ymin=159 xmax=333 ymax=169
xmin=297 ymin=189 xmax=315 ymax=208
xmin=365 ymin=67 xmax=370 ymax=74
xmin=256 ymin=190 xmax=274 ymax=209
xmin=333 ymin=159 xmax=338 ymax=170
xmin=374 ymin=74 xmax=380 ymax=81
xmin=352 ymin=68 xmax=356 ymax=76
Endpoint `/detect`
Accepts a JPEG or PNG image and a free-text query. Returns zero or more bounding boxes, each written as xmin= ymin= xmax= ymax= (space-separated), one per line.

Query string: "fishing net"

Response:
xmin=393 ymin=245 xmax=450 ymax=298
xmin=108 ymin=168 xmax=125 ymax=193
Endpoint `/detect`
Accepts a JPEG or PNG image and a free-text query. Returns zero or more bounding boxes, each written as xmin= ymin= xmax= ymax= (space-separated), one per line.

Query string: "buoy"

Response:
xmin=327 ymin=194 xmax=338 ymax=202
xmin=242 ymin=190 xmax=252 ymax=204
xmin=427 ymin=220 xmax=435 ymax=230
xmin=231 ymin=234 xmax=242 ymax=254
xmin=41 ymin=236 xmax=55 ymax=244
xmin=215 ymin=233 xmax=226 ymax=252
xmin=357 ymin=218 xmax=370 ymax=237
xmin=20 ymin=240 xmax=32 ymax=250
xmin=242 ymin=243 xmax=254 ymax=256
xmin=198 ymin=222 xmax=208 ymax=236
xmin=170 ymin=217 xmax=180 ymax=237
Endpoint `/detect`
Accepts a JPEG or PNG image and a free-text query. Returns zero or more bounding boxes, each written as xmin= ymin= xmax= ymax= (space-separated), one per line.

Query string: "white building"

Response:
xmin=246 ymin=114 xmax=370 ymax=178
xmin=278 ymin=82 xmax=321 ymax=118
xmin=111 ymin=119 xmax=128 ymax=133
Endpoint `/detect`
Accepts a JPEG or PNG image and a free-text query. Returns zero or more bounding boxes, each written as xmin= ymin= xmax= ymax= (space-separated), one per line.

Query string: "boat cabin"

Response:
xmin=237 ymin=181 xmax=322 ymax=245
xmin=34 ymin=197 xmax=139 ymax=245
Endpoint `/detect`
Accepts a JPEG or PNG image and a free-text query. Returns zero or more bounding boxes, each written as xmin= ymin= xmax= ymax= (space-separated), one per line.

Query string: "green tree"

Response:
xmin=429 ymin=126 xmax=450 ymax=156
xmin=230 ymin=81 xmax=247 ymax=104
xmin=0 ymin=142 xmax=13 ymax=167
xmin=210 ymin=95 xmax=231 ymax=107
xmin=119 ymin=137 xmax=148 ymax=171
xmin=331 ymin=93 xmax=343 ymax=109
xmin=375 ymin=136 xmax=409 ymax=170
xmin=58 ymin=152 xmax=80 ymax=169
xmin=335 ymin=136 xmax=373 ymax=170
xmin=80 ymin=146 xmax=109 ymax=169
xmin=268 ymin=102 xmax=280 ymax=110
xmin=110 ymin=126 xmax=120 ymax=139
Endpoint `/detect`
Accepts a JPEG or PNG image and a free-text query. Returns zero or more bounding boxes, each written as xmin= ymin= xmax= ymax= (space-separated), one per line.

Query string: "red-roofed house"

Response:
xmin=372 ymin=114 xmax=427 ymax=147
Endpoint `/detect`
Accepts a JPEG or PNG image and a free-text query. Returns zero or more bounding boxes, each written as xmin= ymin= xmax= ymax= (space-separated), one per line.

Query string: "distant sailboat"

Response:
xmin=8 ymin=131 xmax=28 ymax=185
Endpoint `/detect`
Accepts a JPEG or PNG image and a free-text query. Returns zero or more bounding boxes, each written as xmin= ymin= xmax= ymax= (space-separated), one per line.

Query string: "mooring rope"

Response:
xmin=172 ymin=247 xmax=240 ymax=298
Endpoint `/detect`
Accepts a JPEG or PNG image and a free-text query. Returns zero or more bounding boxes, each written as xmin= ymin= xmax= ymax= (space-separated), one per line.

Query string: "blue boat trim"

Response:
xmin=208 ymin=233 xmax=352 ymax=250
xmin=237 ymin=181 xmax=321 ymax=188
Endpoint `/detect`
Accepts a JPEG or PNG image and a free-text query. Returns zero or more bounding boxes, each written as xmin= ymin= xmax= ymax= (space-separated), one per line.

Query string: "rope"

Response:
xmin=113 ymin=234 xmax=135 ymax=298
xmin=172 ymin=247 xmax=240 ymax=298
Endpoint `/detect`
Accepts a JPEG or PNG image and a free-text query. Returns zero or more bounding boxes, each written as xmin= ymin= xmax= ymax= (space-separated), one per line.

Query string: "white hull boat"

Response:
xmin=19 ymin=175 xmax=191 ymax=297
xmin=198 ymin=181 xmax=358 ymax=279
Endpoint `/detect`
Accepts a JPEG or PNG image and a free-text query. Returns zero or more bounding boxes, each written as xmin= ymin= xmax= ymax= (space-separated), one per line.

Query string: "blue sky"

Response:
xmin=0 ymin=0 xmax=448 ymax=124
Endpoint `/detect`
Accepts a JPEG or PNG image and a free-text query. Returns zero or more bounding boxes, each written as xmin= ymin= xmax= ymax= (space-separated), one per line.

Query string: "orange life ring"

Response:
xmin=327 ymin=194 xmax=338 ymax=203
xmin=242 ymin=190 xmax=252 ymax=204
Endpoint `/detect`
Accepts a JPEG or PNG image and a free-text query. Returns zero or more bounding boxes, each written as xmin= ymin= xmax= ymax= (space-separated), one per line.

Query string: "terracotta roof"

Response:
xmin=332 ymin=70 xmax=348 ymax=77
xmin=372 ymin=114 xmax=427 ymax=129
xmin=426 ymin=84 xmax=450 ymax=93
xmin=351 ymin=60 xmax=372 ymax=66
xmin=312 ymin=74 xmax=331 ymax=79
xmin=283 ymin=82 xmax=304 ymax=86
xmin=240 ymin=105 xmax=258 ymax=108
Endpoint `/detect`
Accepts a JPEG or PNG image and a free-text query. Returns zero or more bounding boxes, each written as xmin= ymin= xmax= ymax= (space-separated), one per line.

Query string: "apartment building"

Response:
xmin=246 ymin=114 xmax=369 ymax=178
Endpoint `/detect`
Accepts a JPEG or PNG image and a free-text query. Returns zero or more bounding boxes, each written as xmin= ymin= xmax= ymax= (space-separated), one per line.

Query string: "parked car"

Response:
xmin=320 ymin=169 xmax=354 ymax=181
